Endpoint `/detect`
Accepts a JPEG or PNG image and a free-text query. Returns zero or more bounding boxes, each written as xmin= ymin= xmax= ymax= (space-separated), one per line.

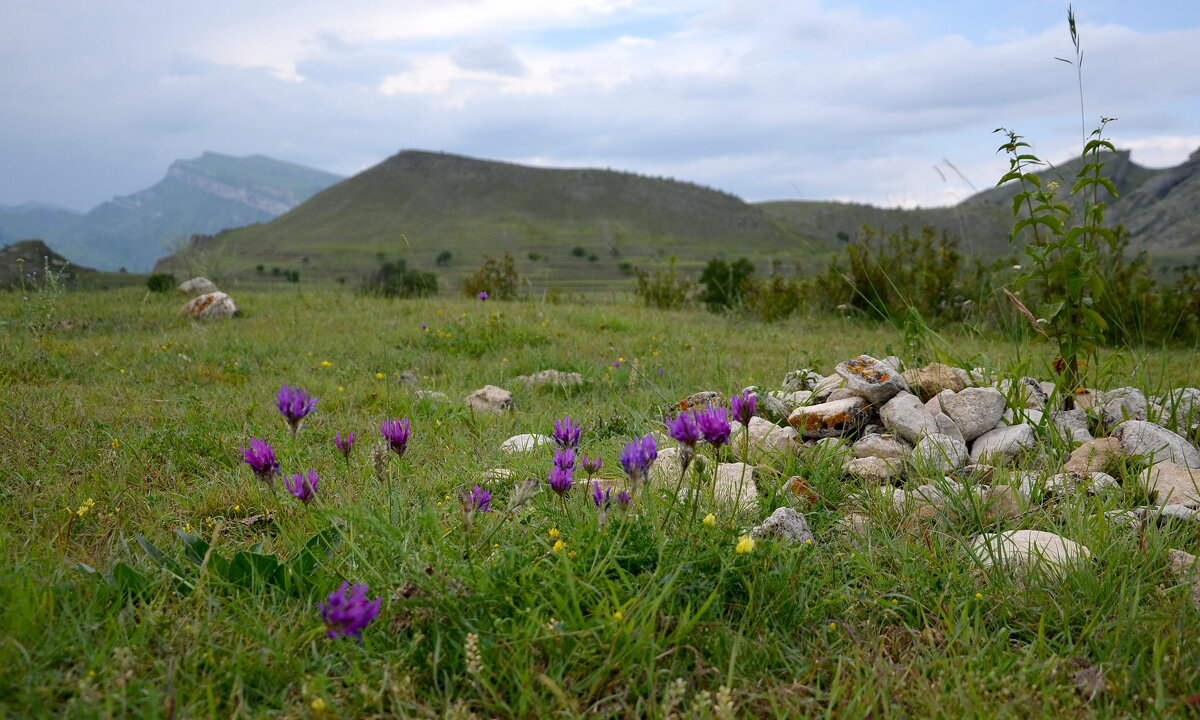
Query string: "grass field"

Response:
xmin=2 ymin=286 xmax=1199 ymax=718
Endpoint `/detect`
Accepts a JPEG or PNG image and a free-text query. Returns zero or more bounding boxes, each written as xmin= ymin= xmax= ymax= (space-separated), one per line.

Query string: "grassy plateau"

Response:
xmin=2 ymin=286 xmax=1199 ymax=719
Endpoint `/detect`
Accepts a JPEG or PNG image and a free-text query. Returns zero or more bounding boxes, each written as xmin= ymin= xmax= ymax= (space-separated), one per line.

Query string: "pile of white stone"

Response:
xmin=177 ymin=276 xmax=238 ymax=319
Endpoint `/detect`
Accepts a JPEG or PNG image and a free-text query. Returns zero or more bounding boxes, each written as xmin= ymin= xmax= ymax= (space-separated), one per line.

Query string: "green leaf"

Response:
xmin=175 ymin=529 xmax=209 ymax=567
xmin=1082 ymin=307 xmax=1108 ymax=331
xmin=111 ymin=562 xmax=152 ymax=597
xmin=1036 ymin=301 xmax=1065 ymax=320
xmin=226 ymin=551 xmax=283 ymax=588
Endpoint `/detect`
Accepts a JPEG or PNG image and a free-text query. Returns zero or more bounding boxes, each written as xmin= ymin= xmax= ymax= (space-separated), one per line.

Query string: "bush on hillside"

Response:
xmin=699 ymin=257 xmax=755 ymax=312
xmin=633 ymin=257 xmax=693 ymax=310
xmin=361 ymin=259 xmax=438 ymax=298
xmin=146 ymin=273 xmax=176 ymax=293
xmin=830 ymin=225 xmax=962 ymax=321
xmin=462 ymin=253 xmax=520 ymax=300
xmin=742 ymin=272 xmax=808 ymax=322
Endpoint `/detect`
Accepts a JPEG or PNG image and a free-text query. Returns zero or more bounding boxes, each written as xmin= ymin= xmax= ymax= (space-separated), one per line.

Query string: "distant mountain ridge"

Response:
xmin=0 ymin=153 xmax=342 ymax=272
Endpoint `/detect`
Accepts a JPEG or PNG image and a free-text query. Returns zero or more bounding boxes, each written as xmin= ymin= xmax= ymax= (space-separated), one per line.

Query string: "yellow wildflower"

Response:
xmin=75 ymin=498 xmax=95 ymax=517
xmin=548 ymin=527 xmax=561 ymax=538
xmin=829 ymin=622 xmax=837 ymax=631
xmin=319 ymin=361 xmax=332 ymax=367
xmin=612 ymin=610 xmax=623 ymax=620
xmin=110 ymin=439 xmax=120 ymax=449
xmin=703 ymin=514 xmax=716 ymax=527
xmin=567 ymin=550 xmax=577 ymax=559
xmin=552 ymin=540 xmax=566 ymax=553
xmin=735 ymin=535 xmax=755 ymax=554
xmin=975 ymin=592 xmax=983 ymax=599
xmin=311 ymin=697 xmax=327 ymax=712
xmin=375 ymin=372 xmax=384 ymax=379
xmin=337 ymin=386 xmax=345 ymax=392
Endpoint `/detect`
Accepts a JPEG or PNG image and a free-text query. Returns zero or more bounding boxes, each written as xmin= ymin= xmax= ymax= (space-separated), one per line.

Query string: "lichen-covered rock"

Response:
xmin=678 ymin=391 xmax=723 ymax=412
xmin=901 ymin=362 xmax=966 ymax=401
xmin=180 ymin=291 xmax=237 ymax=319
xmin=938 ymin=387 xmax=1007 ymax=442
xmin=729 ymin=417 xmax=799 ymax=463
xmin=998 ymin=376 xmax=1049 ymax=410
xmin=788 ymin=396 xmax=870 ymax=438
xmin=843 ymin=456 xmax=901 ymax=483
xmin=852 ymin=433 xmax=913 ymax=460
xmin=178 ymin=276 xmax=218 ymax=296
xmin=741 ymin=386 xmax=789 ymax=422
xmin=515 ymin=369 xmax=584 ymax=387
xmin=1113 ymin=421 xmax=1200 ymax=467
xmin=969 ymin=424 xmax=1036 ymax=465
xmin=835 ymin=355 xmax=908 ymax=404
xmin=879 ymin=392 xmax=936 ymax=444
xmin=465 ymin=385 xmax=514 ymax=414
xmin=1140 ymin=462 xmax=1200 ymax=507
xmin=1062 ymin=437 xmax=1123 ymax=474
xmin=748 ymin=506 xmax=814 ymax=544
xmin=970 ymin=530 xmax=1091 ymax=573
xmin=912 ymin=433 xmax=968 ymax=473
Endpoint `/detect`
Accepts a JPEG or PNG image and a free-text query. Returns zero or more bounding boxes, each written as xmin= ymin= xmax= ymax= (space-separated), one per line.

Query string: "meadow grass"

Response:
xmin=1 ymin=287 xmax=1199 ymax=718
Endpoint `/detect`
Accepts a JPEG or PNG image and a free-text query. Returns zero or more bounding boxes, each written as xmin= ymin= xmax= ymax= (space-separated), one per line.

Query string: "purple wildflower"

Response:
xmin=548 ymin=465 xmax=574 ymax=497
xmin=276 ymin=385 xmax=317 ymax=434
xmin=241 ymin=437 xmax=280 ymax=484
xmin=286 ymin=469 xmax=320 ymax=504
xmin=731 ymin=390 xmax=757 ymax=426
xmin=319 ymin=582 xmax=382 ymax=640
xmin=591 ymin=480 xmax=612 ymax=510
xmin=553 ymin=448 xmax=575 ymax=471
xmin=611 ymin=359 xmax=622 ymax=368
xmin=420 ymin=322 xmax=428 ymax=330
xmin=552 ymin=416 xmax=582 ymax=449
xmin=696 ymin=407 xmax=732 ymax=448
xmin=478 ymin=291 xmax=489 ymax=301
xmin=334 ymin=431 xmax=355 ymax=460
xmin=380 ymin=418 xmax=412 ymax=457
xmin=616 ymin=491 xmax=632 ymax=508
xmin=467 ymin=485 xmax=492 ymax=513
xmin=580 ymin=454 xmax=603 ymax=478
xmin=620 ymin=434 xmax=658 ymax=487
xmin=666 ymin=411 xmax=702 ymax=447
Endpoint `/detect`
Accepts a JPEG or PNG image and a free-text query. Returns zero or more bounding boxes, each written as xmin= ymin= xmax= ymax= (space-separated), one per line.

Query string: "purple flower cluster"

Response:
xmin=666 ymin=412 xmax=702 ymax=447
xmin=334 ymin=431 xmax=355 ymax=460
xmin=696 ymin=407 xmax=732 ymax=448
xmin=319 ymin=582 xmax=382 ymax=640
xmin=731 ymin=389 xmax=757 ymax=427
xmin=466 ymin=485 xmax=492 ymax=513
xmin=478 ymin=291 xmax=489 ymax=301
xmin=549 ymin=448 xmax=575 ymax=496
xmin=286 ymin=469 xmax=320 ymax=504
xmin=552 ymin=416 xmax=582 ymax=449
xmin=276 ymin=385 xmax=317 ymax=434
xmin=241 ymin=438 xmax=280 ymax=484
xmin=580 ymin=453 xmax=603 ymax=479
xmin=620 ymin=434 xmax=657 ymax=487
xmin=591 ymin=480 xmax=612 ymax=510
xmin=380 ymin=418 xmax=412 ymax=457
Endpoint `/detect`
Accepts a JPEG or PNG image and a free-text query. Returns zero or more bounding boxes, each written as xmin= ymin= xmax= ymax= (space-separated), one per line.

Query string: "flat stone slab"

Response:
xmin=970 ymin=530 xmax=1091 ymax=574
xmin=788 ymin=396 xmax=870 ymax=438
xmin=835 ymin=355 xmax=908 ymax=404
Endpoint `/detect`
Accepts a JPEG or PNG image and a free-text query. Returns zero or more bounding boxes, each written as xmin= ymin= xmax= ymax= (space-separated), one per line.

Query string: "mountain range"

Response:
xmin=0 ymin=153 xmax=343 ymax=272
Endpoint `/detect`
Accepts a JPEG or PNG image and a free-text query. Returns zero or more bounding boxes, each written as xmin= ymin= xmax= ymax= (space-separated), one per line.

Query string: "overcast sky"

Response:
xmin=3 ymin=0 xmax=1199 ymax=212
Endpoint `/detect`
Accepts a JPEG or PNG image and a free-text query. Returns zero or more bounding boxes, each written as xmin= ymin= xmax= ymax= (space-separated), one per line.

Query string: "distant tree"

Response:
xmin=699 ymin=257 xmax=755 ymax=312
xmin=571 ymin=246 xmax=586 ymax=258
xmin=462 ymin=253 xmax=520 ymax=300
xmin=146 ymin=273 xmax=176 ymax=293
xmin=435 ymin=250 xmax=453 ymax=267
xmin=362 ymin=258 xmax=437 ymax=298
xmin=256 ymin=264 xmax=264 ymax=274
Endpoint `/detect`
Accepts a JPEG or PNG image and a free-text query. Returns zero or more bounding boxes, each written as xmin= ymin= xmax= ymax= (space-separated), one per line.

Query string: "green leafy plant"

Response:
xmin=361 ymin=258 xmax=438 ymax=298
xmin=831 ymin=225 xmax=962 ymax=321
xmin=462 ymin=252 xmax=520 ymax=300
xmin=698 ymin=257 xmax=754 ymax=312
xmin=145 ymin=273 xmax=176 ymax=293
xmin=633 ymin=256 xmax=694 ymax=310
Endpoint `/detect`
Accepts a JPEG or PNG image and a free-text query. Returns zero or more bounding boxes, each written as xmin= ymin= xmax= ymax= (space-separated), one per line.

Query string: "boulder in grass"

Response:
xmin=1061 ymin=437 xmax=1123 ymax=474
xmin=515 ymin=369 xmax=584 ymax=388
xmin=178 ymin=276 xmax=218 ymax=295
xmin=713 ymin=462 xmax=759 ymax=514
xmin=1089 ymin=387 xmax=1148 ymax=429
xmin=852 ymin=433 xmax=913 ymax=460
xmin=879 ymin=392 xmax=937 ymax=444
xmin=835 ymin=355 xmax=908 ymax=404
xmin=181 ymin=291 xmax=237 ymax=319
xmin=969 ymin=424 xmax=1036 ymax=465
xmin=729 ymin=417 xmax=799 ymax=463
xmin=844 ymin=456 xmax=902 ymax=483
xmin=938 ymin=387 xmax=1007 ymax=442
xmin=1165 ymin=549 xmax=1200 ymax=611
xmin=749 ymin=506 xmax=814 ymax=545
xmin=912 ymin=433 xmax=968 ymax=473
xmin=901 ymin=362 xmax=966 ymax=401
xmin=465 ymin=385 xmax=514 ymax=414
xmin=788 ymin=396 xmax=870 ymax=438
xmin=1140 ymin=462 xmax=1200 ymax=507
xmin=782 ymin=369 xmax=824 ymax=392
xmin=1113 ymin=421 xmax=1200 ymax=468
xmin=500 ymin=434 xmax=551 ymax=453
xmin=970 ymin=530 xmax=1091 ymax=574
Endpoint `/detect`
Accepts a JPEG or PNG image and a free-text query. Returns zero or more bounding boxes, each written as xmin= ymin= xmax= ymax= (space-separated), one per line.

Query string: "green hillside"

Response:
xmin=157 ymin=150 xmax=829 ymax=293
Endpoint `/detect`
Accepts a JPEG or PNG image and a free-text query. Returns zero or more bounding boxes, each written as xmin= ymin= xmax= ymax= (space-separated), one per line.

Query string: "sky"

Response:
xmin=3 ymin=0 xmax=1199 ymax=212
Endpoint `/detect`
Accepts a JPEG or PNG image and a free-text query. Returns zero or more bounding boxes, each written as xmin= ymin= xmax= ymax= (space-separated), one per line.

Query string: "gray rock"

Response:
xmin=178 ymin=276 xmax=218 ymax=295
xmin=1049 ymin=409 xmax=1093 ymax=444
xmin=852 ymin=433 xmax=913 ymax=460
xmin=515 ymin=369 xmax=585 ymax=387
xmin=998 ymin=376 xmax=1049 ymax=410
xmin=1113 ymin=421 xmax=1200 ymax=467
xmin=713 ymin=462 xmax=759 ymax=513
xmin=835 ymin=355 xmax=909 ymax=404
xmin=769 ymin=389 xmax=813 ymax=408
xmin=749 ymin=506 xmax=815 ymax=545
xmin=969 ymin=424 xmax=1036 ymax=465
xmin=925 ymin=389 xmax=954 ymax=417
xmin=465 ymin=385 xmax=514 ymax=414
xmin=811 ymin=373 xmax=845 ymax=400
xmin=970 ymin=530 xmax=1091 ymax=574
xmin=1062 ymin=437 xmax=1123 ymax=474
xmin=788 ymin=396 xmax=870 ymax=438
xmin=826 ymin=388 xmax=859 ymax=403
xmin=782 ymin=369 xmax=824 ymax=392
xmin=1094 ymin=387 xmax=1148 ymax=428
xmin=1044 ymin=471 xmax=1120 ymax=494
xmin=180 ymin=291 xmax=238 ymax=319
xmin=934 ymin=412 xmax=965 ymax=444
xmin=913 ymin=433 xmax=968 ymax=473
xmin=939 ymin=387 xmax=1008 ymax=441
xmin=1139 ymin=462 xmax=1200 ymax=507
xmin=843 ymin=456 xmax=901 ymax=483
xmin=1152 ymin=388 xmax=1200 ymax=430
xmin=500 ymin=434 xmax=551 ymax=453
xmin=729 ymin=417 xmax=800 ymax=463
xmin=679 ymin=391 xmax=723 ymax=411
xmin=879 ymin=392 xmax=936 ymax=443
xmin=982 ymin=484 xmax=1024 ymax=520
xmin=1166 ymin=549 xmax=1200 ymax=611
xmin=901 ymin=362 xmax=966 ymax=401
xmin=414 ymin=390 xmax=449 ymax=402
xmin=742 ymin=386 xmax=789 ymax=422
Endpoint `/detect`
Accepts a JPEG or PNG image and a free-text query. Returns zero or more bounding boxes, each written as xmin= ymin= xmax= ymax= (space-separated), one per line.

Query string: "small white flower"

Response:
xmin=1011 ymin=264 xmax=1023 ymax=270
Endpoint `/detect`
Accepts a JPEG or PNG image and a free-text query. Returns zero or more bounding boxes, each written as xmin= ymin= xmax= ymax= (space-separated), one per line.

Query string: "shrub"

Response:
xmin=571 ymin=246 xmax=586 ymax=258
xmin=361 ymin=259 xmax=438 ymax=298
xmin=146 ymin=273 xmax=176 ymax=293
xmin=831 ymin=225 xmax=961 ymax=321
xmin=435 ymin=251 xmax=453 ymax=267
xmin=618 ymin=262 xmax=634 ymax=276
xmin=742 ymin=272 xmax=806 ymax=322
xmin=528 ymin=252 xmax=543 ymax=262
xmin=699 ymin=257 xmax=755 ymax=312
xmin=633 ymin=257 xmax=693 ymax=310
xmin=462 ymin=253 xmax=520 ymax=300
